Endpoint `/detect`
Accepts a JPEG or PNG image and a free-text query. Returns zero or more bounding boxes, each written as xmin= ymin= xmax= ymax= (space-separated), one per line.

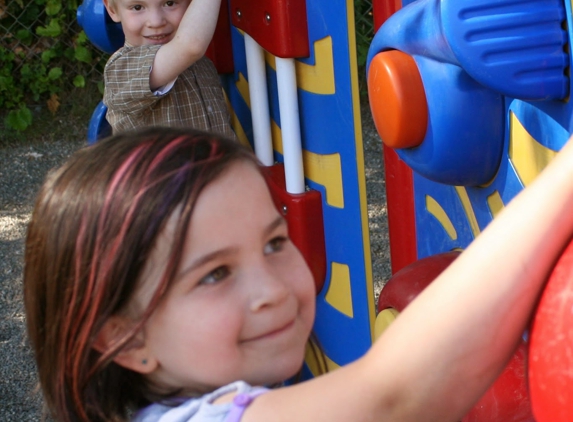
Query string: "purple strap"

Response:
xmin=224 ymin=390 xmax=267 ymax=422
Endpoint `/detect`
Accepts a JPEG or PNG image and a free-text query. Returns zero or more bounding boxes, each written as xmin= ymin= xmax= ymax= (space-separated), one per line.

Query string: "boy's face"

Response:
xmin=104 ymin=0 xmax=191 ymax=47
xmin=135 ymin=161 xmax=316 ymax=392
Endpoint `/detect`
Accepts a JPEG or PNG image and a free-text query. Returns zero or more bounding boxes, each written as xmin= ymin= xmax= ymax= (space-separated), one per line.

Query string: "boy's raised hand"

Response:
xmin=151 ymin=0 xmax=223 ymax=90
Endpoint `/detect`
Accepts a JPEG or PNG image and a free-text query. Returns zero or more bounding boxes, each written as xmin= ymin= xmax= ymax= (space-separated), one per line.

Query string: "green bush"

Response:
xmin=0 ymin=0 xmax=108 ymax=132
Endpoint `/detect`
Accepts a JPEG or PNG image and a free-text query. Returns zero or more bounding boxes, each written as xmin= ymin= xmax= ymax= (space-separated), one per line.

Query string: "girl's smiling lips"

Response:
xmin=241 ymin=320 xmax=296 ymax=343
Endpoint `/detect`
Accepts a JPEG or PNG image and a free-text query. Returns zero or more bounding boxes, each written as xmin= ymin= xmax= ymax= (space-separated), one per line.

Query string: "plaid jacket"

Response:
xmin=103 ymin=44 xmax=237 ymax=140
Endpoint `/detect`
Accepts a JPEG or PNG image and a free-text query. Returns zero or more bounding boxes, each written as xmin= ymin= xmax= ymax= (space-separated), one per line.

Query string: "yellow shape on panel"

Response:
xmin=226 ymin=75 xmax=252 ymax=148
xmin=305 ymin=339 xmax=340 ymax=376
xmin=235 ymin=72 xmax=250 ymax=107
xmin=273 ymin=133 xmax=345 ymax=209
xmin=325 ymin=262 xmax=354 ymax=318
xmin=454 ymin=186 xmax=481 ymax=238
xmin=238 ymin=70 xmax=343 ymax=208
xmin=426 ymin=195 xmax=457 ymax=240
xmin=510 ymin=112 xmax=557 ymax=187
xmin=265 ymin=37 xmax=335 ymax=95
xmin=304 ymin=151 xmax=344 ymax=208
xmin=374 ymin=308 xmax=399 ymax=340
xmin=230 ymin=112 xmax=251 ymax=149
xmin=487 ymin=191 xmax=505 ymax=219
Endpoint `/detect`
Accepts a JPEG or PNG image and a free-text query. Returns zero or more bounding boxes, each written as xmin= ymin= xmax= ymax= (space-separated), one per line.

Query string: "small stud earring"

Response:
xmin=142 ymin=359 xmax=147 ymax=365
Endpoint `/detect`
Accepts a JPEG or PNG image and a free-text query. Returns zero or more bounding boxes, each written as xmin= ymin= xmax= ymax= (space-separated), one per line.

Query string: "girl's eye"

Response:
xmin=165 ymin=1 xmax=175 ymax=6
xmin=131 ymin=4 xmax=143 ymax=10
xmin=199 ymin=266 xmax=230 ymax=285
xmin=264 ymin=236 xmax=288 ymax=255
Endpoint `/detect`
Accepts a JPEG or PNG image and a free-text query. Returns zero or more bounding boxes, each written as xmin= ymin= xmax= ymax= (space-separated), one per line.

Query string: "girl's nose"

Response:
xmin=249 ymin=264 xmax=290 ymax=312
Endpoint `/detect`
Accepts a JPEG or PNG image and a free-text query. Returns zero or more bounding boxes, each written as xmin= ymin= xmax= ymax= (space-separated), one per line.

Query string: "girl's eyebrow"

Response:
xmin=176 ymin=215 xmax=286 ymax=279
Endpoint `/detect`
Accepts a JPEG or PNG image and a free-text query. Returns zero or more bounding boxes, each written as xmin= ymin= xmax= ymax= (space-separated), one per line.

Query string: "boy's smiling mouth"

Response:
xmin=145 ymin=34 xmax=171 ymax=43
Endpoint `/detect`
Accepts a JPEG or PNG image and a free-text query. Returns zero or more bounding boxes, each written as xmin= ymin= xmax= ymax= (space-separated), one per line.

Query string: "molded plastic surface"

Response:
xmin=442 ymin=0 xmax=569 ymax=101
xmin=367 ymin=0 xmax=569 ymax=101
xmin=87 ymin=101 xmax=112 ymax=145
xmin=229 ymin=0 xmax=310 ymax=58
xmin=367 ymin=0 xmax=509 ymax=186
xmin=372 ymin=0 xmax=402 ymax=30
xmin=368 ymin=50 xmax=428 ymax=149
xmin=399 ymin=55 xmax=504 ymax=186
xmin=529 ymin=236 xmax=573 ymax=422
xmin=264 ymin=164 xmax=326 ymax=294
xmin=377 ymin=251 xmax=460 ymax=312
xmin=383 ymin=147 xmax=417 ymax=273
xmin=378 ymin=252 xmax=533 ymax=422
xmin=77 ymin=0 xmax=123 ymax=54
xmin=462 ymin=342 xmax=534 ymax=422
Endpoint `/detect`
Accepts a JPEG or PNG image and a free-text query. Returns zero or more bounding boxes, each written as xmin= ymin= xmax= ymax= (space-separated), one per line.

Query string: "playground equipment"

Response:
xmin=368 ymin=0 xmax=573 ymax=420
xmin=77 ymin=0 xmax=375 ymax=380
xmin=78 ymin=0 xmax=573 ymax=419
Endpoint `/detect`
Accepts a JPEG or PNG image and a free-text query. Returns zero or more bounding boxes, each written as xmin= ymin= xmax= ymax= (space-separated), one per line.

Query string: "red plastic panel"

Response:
xmin=205 ymin=1 xmax=234 ymax=74
xmin=377 ymin=251 xmax=460 ymax=312
xmin=378 ymin=251 xmax=533 ymax=422
xmin=383 ymin=147 xmax=417 ymax=274
xmin=229 ymin=0 xmax=310 ymax=58
xmin=263 ymin=164 xmax=326 ymax=293
xmin=529 ymin=237 xmax=573 ymax=422
xmin=463 ymin=341 xmax=534 ymax=422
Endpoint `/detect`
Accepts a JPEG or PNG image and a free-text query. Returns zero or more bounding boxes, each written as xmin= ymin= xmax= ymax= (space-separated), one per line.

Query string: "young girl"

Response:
xmin=24 ymin=126 xmax=573 ymax=422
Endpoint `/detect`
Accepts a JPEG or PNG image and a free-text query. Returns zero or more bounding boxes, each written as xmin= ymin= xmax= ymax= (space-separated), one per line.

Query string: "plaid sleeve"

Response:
xmin=103 ymin=45 xmax=165 ymax=113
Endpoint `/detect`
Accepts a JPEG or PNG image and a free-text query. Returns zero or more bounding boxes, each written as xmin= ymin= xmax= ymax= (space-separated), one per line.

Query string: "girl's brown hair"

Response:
xmin=23 ymin=127 xmax=259 ymax=422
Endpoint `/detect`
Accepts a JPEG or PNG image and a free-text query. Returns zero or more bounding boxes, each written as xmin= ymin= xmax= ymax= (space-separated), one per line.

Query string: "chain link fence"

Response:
xmin=0 ymin=0 xmax=107 ymax=89
xmin=1 ymin=0 xmax=374 ymax=125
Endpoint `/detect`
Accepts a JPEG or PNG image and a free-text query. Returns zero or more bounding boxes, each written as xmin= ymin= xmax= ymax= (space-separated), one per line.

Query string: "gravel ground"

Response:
xmin=0 ymin=105 xmax=390 ymax=421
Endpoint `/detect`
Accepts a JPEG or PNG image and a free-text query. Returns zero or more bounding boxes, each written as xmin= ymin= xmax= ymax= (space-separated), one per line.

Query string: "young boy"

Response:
xmin=102 ymin=0 xmax=237 ymax=140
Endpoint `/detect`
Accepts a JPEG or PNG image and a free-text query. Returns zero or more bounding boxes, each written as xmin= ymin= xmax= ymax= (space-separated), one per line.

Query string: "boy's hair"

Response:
xmin=23 ymin=127 xmax=259 ymax=422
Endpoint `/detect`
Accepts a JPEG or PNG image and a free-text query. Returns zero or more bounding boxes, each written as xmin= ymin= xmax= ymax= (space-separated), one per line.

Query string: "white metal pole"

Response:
xmin=244 ymin=34 xmax=274 ymax=166
xmin=276 ymin=57 xmax=305 ymax=194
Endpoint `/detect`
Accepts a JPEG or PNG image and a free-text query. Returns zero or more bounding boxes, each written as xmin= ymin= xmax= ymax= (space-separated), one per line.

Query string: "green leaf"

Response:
xmin=46 ymin=0 xmax=62 ymax=16
xmin=36 ymin=19 xmax=62 ymax=38
xmin=20 ymin=64 xmax=32 ymax=77
xmin=16 ymin=30 xmax=33 ymax=45
xmin=48 ymin=67 xmax=63 ymax=80
xmin=6 ymin=107 xmax=33 ymax=132
xmin=41 ymin=49 xmax=59 ymax=63
xmin=74 ymin=45 xmax=93 ymax=64
xmin=77 ymin=31 xmax=88 ymax=44
xmin=0 ymin=75 xmax=14 ymax=90
xmin=64 ymin=47 xmax=75 ymax=61
xmin=73 ymin=75 xmax=85 ymax=88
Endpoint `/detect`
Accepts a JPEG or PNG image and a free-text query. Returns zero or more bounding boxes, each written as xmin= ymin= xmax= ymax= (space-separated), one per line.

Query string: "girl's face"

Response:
xmin=136 ymin=161 xmax=316 ymax=392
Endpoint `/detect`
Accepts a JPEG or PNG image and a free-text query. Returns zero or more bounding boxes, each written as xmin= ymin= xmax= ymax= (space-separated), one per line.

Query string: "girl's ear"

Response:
xmin=94 ymin=315 xmax=158 ymax=374
xmin=103 ymin=0 xmax=122 ymax=23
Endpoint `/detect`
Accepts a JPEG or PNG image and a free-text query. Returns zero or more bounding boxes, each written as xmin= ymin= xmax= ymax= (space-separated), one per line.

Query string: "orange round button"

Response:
xmin=368 ymin=50 xmax=428 ymax=149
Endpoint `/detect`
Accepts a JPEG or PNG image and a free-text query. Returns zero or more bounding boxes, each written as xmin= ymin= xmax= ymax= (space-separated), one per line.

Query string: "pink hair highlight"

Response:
xmin=64 ymin=143 xmax=152 ymax=414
